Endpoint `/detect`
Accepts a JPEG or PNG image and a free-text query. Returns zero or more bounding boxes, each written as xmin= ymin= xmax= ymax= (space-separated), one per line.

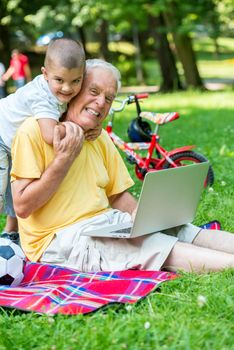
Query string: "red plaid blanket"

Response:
xmin=0 ymin=221 xmax=220 ymax=315
xmin=0 ymin=262 xmax=175 ymax=315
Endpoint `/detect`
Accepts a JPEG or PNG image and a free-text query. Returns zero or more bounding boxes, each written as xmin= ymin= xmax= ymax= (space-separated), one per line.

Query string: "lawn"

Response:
xmin=0 ymin=89 xmax=234 ymax=349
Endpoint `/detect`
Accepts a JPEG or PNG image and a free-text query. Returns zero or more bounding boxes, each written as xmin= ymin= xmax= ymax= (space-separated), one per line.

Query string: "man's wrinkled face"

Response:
xmin=66 ymin=67 xmax=117 ymax=130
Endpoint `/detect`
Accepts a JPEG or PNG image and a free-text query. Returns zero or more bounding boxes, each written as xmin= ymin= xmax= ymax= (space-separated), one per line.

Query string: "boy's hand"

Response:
xmin=84 ymin=124 xmax=102 ymax=141
xmin=58 ymin=123 xmax=66 ymax=139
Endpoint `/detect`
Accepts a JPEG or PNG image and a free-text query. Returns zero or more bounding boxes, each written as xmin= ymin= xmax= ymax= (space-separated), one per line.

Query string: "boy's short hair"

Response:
xmin=44 ymin=38 xmax=85 ymax=70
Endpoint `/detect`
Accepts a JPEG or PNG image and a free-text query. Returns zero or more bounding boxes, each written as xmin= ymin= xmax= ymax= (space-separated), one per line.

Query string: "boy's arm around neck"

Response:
xmin=37 ymin=118 xmax=66 ymax=144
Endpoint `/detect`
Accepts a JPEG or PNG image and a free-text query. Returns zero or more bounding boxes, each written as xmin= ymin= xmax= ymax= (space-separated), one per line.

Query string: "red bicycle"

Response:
xmin=106 ymin=94 xmax=214 ymax=186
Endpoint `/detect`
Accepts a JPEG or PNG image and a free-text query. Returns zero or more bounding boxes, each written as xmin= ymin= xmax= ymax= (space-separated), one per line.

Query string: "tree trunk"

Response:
xmin=76 ymin=26 xmax=89 ymax=57
xmin=149 ymin=14 xmax=183 ymax=92
xmin=132 ymin=21 xmax=144 ymax=85
xmin=0 ymin=25 xmax=11 ymax=66
xmin=212 ymin=37 xmax=220 ymax=58
xmin=163 ymin=5 xmax=204 ymax=89
xmin=98 ymin=19 xmax=110 ymax=61
xmin=171 ymin=32 xmax=203 ymax=88
xmin=206 ymin=0 xmax=221 ymax=58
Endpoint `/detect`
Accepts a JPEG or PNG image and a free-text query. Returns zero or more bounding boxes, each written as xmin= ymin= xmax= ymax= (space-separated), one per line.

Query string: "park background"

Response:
xmin=0 ymin=1 xmax=234 ymax=349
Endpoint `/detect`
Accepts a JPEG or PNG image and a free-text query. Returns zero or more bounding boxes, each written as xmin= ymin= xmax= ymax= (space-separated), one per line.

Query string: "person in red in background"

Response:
xmin=2 ymin=49 xmax=32 ymax=90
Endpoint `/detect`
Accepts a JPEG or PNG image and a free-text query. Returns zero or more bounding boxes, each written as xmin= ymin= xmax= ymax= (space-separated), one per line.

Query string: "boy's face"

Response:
xmin=41 ymin=62 xmax=84 ymax=104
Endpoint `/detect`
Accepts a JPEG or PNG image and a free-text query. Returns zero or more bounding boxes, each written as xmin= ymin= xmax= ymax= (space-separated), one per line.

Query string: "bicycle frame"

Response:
xmin=106 ymin=94 xmax=214 ymax=185
xmin=107 ymin=125 xmax=195 ymax=176
xmin=106 ymin=95 xmax=194 ymax=168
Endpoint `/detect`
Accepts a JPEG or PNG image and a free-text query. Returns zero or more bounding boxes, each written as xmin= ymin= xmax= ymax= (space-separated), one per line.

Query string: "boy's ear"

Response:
xmin=41 ymin=66 xmax=48 ymax=80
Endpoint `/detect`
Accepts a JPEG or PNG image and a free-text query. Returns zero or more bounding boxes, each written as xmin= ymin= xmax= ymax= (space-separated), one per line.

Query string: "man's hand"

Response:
xmin=53 ymin=121 xmax=84 ymax=163
xmin=131 ymin=206 xmax=138 ymax=221
xmin=109 ymin=191 xmax=137 ymax=218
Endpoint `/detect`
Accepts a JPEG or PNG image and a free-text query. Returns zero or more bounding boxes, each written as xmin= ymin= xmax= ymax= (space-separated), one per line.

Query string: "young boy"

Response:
xmin=0 ymin=38 xmax=86 ymax=242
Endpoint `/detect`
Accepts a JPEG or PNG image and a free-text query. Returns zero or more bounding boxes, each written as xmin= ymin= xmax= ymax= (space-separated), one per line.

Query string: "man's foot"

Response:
xmin=1 ymin=231 xmax=20 ymax=245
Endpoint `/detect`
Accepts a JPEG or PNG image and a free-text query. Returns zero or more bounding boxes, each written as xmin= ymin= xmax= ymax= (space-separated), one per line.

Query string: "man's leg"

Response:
xmin=193 ymin=229 xmax=234 ymax=254
xmin=163 ymin=241 xmax=234 ymax=273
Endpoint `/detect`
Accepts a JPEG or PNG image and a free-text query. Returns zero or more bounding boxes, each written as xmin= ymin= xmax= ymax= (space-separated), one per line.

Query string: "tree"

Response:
xmin=200 ymin=0 xmax=221 ymax=57
xmin=78 ymin=0 xmax=146 ymax=83
xmin=162 ymin=0 xmax=204 ymax=89
xmin=2 ymin=0 xmax=229 ymax=90
xmin=148 ymin=13 xmax=183 ymax=91
xmin=142 ymin=0 xmax=183 ymax=91
xmin=0 ymin=0 xmax=54 ymax=64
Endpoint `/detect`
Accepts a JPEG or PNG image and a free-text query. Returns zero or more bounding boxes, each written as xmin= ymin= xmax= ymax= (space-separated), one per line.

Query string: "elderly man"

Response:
xmin=11 ymin=59 xmax=234 ymax=273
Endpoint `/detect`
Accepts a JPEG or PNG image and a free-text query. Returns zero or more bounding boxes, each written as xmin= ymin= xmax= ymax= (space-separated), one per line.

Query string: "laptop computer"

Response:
xmin=82 ymin=162 xmax=209 ymax=239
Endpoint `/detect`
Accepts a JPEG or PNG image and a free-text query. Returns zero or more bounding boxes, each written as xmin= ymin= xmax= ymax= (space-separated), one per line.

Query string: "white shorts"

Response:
xmin=40 ymin=209 xmax=201 ymax=272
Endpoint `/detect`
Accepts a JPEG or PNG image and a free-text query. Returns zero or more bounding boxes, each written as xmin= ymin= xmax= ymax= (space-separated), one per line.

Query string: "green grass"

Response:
xmin=0 ymin=90 xmax=234 ymax=349
xmin=0 ymin=269 xmax=234 ymax=350
xmin=198 ymin=61 xmax=234 ymax=81
xmin=193 ymin=36 xmax=234 ymax=56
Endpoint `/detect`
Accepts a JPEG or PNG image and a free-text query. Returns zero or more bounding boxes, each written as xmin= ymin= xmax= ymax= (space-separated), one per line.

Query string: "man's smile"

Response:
xmin=85 ymin=107 xmax=101 ymax=117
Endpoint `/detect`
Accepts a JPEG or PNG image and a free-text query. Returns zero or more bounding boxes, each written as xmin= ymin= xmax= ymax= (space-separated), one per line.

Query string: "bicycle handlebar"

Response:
xmin=135 ymin=93 xmax=149 ymax=99
xmin=110 ymin=94 xmax=149 ymax=113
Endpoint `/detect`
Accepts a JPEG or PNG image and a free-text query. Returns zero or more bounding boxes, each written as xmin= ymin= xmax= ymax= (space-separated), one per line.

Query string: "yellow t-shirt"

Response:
xmin=11 ymin=118 xmax=134 ymax=261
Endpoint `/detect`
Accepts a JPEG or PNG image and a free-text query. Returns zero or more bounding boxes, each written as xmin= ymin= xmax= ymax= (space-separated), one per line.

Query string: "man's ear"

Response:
xmin=41 ymin=66 xmax=48 ymax=80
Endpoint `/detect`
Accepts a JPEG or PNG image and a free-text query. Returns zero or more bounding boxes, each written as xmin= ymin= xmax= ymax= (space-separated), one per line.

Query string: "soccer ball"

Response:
xmin=0 ymin=237 xmax=26 ymax=286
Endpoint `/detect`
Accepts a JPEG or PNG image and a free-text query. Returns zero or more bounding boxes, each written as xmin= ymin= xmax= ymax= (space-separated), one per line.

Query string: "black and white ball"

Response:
xmin=0 ymin=237 xmax=25 ymax=286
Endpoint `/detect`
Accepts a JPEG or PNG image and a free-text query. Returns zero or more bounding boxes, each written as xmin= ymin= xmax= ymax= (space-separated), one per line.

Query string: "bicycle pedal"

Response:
xmin=126 ymin=155 xmax=137 ymax=164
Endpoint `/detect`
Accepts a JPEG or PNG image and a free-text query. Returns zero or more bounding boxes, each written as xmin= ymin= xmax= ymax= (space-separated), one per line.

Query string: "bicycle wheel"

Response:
xmin=162 ymin=151 xmax=214 ymax=186
xmin=135 ymin=158 xmax=158 ymax=180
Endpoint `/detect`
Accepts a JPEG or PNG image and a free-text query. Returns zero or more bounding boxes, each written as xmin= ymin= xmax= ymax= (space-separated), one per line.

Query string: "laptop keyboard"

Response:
xmin=111 ymin=227 xmax=132 ymax=234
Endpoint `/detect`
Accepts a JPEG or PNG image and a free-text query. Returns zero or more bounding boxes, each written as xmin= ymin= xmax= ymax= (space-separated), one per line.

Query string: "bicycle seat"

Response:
xmin=140 ymin=111 xmax=179 ymax=125
xmin=126 ymin=142 xmax=150 ymax=150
